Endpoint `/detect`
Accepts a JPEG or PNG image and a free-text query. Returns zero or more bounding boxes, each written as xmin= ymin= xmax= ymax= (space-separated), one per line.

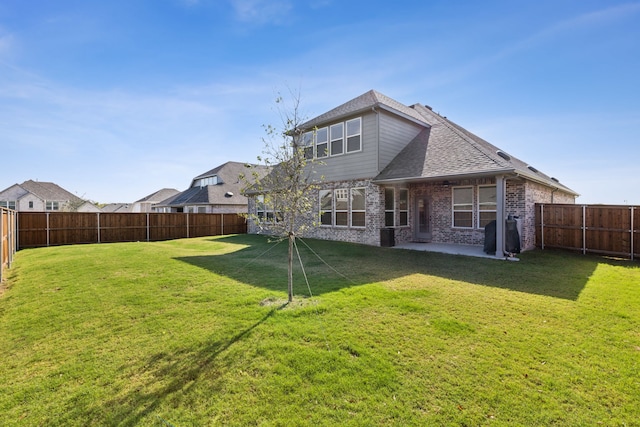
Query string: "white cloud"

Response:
xmin=229 ymin=0 xmax=293 ymax=25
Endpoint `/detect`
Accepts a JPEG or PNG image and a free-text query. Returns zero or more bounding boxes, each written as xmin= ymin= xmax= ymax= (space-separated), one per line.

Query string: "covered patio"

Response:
xmin=394 ymin=241 xmax=518 ymax=260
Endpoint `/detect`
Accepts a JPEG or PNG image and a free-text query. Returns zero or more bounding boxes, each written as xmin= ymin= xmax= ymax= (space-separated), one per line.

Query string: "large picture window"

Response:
xmin=320 ymin=188 xmax=366 ymax=228
xmin=478 ymin=185 xmax=497 ymax=228
xmin=452 ymin=187 xmax=473 ymax=228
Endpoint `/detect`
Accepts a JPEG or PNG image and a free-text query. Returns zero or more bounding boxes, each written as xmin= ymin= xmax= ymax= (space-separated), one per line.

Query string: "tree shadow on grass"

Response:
xmin=174 ymin=234 xmax=638 ymax=302
xmin=98 ymin=303 xmax=286 ymax=426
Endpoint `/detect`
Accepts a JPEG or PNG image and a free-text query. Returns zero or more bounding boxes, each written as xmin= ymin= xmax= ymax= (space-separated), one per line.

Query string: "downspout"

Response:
xmin=372 ymin=106 xmax=380 ymax=173
xmin=551 ymin=187 xmax=558 ymax=203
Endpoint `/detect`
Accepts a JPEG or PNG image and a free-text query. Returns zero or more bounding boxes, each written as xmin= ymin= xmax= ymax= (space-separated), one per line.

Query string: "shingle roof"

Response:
xmin=157 ymin=161 xmax=270 ymax=207
xmin=135 ymin=188 xmax=179 ymax=203
xmin=300 ymin=89 xmax=428 ymax=130
xmin=373 ymin=100 xmax=578 ymax=195
xmin=18 ymin=180 xmax=83 ymax=202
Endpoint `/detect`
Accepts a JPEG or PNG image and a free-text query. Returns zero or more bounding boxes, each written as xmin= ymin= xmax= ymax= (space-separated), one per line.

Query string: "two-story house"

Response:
xmin=247 ymin=90 xmax=578 ymax=255
xmin=0 ymin=180 xmax=100 ymax=212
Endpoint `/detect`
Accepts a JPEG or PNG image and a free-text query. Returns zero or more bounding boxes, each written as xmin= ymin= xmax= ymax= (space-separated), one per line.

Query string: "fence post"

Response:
xmin=186 ymin=212 xmax=189 ymax=239
xmin=582 ymin=205 xmax=586 ymax=255
xmin=97 ymin=212 xmax=101 ymax=244
xmin=46 ymin=212 xmax=50 ymax=247
xmin=221 ymin=214 xmax=224 ymax=236
xmin=1 ymin=208 xmax=4 ymax=283
xmin=631 ymin=206 xmax=634 ymax=261
xmin=146 ymin=213 xmax=150 ymax=242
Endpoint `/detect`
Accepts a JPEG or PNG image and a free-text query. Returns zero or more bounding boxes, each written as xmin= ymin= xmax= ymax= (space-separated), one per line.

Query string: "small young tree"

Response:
xmin=242 ymin=90 xmax=322 ymax=303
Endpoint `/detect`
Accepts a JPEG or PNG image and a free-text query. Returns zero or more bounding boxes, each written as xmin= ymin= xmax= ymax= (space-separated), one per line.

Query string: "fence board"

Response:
xmin=1 ymin=208 xmax=18 ymax=282
xmin=16 ymin=212 xmax=246 ymax=249
xmin=536 ymin=204 xmax=639 ymax=259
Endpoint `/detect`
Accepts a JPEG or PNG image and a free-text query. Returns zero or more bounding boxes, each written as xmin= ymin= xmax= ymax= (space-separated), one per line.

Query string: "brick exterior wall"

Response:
xmin=248 ymin=176 xmax=576 ymax=250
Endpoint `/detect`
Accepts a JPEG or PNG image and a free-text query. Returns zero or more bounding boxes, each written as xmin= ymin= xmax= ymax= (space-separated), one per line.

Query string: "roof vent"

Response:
xmin=224 ymin=191 xmax=234 ymax=198
xmin=551 ymin=177 xmax=559 ymax=183
xmin=527 ymin=165 xmax=539 ymax=173
xmin=496 ymin=150 xmax=511 ymax=161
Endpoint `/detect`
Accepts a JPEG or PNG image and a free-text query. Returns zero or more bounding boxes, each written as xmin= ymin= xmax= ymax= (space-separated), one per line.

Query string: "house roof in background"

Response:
xmin=157 ymin=161 xmax=270 ymax=207
xmin=135 ymin=188 xmax=179 ymax=203
xmin=6 ymin=180 xmax=84 ymax=202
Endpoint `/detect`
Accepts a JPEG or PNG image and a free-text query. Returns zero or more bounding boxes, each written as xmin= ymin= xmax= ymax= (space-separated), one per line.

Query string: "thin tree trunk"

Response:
xmin=288 ymin=232 xmax=294 ymax=302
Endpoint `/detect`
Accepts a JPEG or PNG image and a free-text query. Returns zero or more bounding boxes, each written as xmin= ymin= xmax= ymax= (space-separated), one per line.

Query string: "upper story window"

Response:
xmin=194 ymin=176 xmax=218 ymax=188
xmin=303 ymin=117 xmax=361 ymax=159
xmin=346 ymin=118 xmax=361 ymax=153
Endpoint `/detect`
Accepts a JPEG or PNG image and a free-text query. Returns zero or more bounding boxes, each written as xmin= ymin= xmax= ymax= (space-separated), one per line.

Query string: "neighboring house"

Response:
xmin=154 ymin=161 xmax=269 ymax=214
xmin=101 ymin=203 xmax=135 ymax=213
xmin=246 ymin=90 xmax=578 ymax=253
xmin=133 ymin=188 xmax=180 ymax=212
xmin=0 ymin=180 xmax=100 ymax=212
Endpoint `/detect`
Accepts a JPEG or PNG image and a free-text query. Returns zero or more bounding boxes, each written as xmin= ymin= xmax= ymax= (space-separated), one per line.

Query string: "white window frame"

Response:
xmin=350 ymin=187 xmax=366 ymax=228
xmin=319 ymin=190 xmax=333 ymax=226
xmin=330 ymin=123 xmax=344 ymax=156
xmin=346 ymin=118 xmax=362 ymax=153
xmin=452 ymin=186 xmax=473 ymax=228
xmin=334 ymin=188 xmax=349 ymax=226
xmin=46 ymin=201 xmax=60 ymax=211
xmin=316 ymin=127 xmax=328 ymax=158
xmin=478 ymin=185 xmax=497 ymax=229
xmin=384 ymin=188 xmax=395 ymax=227
xmin=398 ymin=189 xmax=409 ymax=226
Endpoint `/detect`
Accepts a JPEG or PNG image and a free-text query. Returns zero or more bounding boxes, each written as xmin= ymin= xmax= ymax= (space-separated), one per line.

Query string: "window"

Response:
xmin=346 ymin=118 xmax=361 ymax=153
xmin=384 ymin=188 xmax=395 ymax=226
xmin=351 ymin=188 xmax=366 ymax=227
xmin=319 ymin=190 xmax=333 ymax=226
xmin=194 ymin=176 xmax=218 ymax=187
xmin=399 ymin=189 xmax=408 ymax=226
xmin=330 ymin=123 xmax=344 ymax=156
xmin=46 ymin=201 xmax=60 ymax=211
xmin=256 ymin=195 xmax=266 ymax=220
xmin=335 ymin=188 xmax=348 ymax=226
xmin=302 ymin=131 xmax=314 ymax=159
xmin=320 ymin=188 xmax=365 ymax=227
xmin=29 ymin=201 xmax=34 ymax=209
xmin=478 ymin=185 xmax=497 ymax=228
xmin=452 ymin=187 xmax=473 ymax=228
xmin=316 ymin=127 xmax=328 ymax=158
xmin=0 ymin=201 xmax=16 ymax=210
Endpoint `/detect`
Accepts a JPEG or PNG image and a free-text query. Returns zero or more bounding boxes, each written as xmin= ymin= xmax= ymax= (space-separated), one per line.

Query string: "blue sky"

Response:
xmin=1 ymin=0 xmax=639 ymax=204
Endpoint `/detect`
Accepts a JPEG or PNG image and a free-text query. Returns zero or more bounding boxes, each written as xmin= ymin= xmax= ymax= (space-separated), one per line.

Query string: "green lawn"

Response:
xmin=1 ymin=235 xmax=638 ymax=426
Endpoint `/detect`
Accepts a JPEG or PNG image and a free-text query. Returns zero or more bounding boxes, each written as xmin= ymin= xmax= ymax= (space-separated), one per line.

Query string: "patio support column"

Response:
xmin=495 ymin=175 xmax=506 ymax=258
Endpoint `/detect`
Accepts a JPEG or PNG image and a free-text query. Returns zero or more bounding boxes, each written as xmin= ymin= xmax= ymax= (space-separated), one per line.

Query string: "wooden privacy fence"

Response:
xmin=17 ymin=212 xmax=247 ymax=249
xmin=535 ymin=204 xmax=639 ymax=260
xmin=1 ymin=207 xmax=17 ymax=282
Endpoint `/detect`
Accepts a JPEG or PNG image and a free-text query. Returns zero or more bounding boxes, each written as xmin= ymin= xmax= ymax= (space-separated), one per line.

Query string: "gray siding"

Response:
xmin=378 ymin=111 xmax=424 ymax=171
xmin=312 ymin=110 xmax=426 ymax=182
xmin=312 ymin=112 xmax=379 ymax=181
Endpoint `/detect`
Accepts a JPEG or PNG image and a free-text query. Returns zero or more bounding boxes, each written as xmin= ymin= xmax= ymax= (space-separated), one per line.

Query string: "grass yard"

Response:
xmin=0 ymin=235 xmax=639 ymax=426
